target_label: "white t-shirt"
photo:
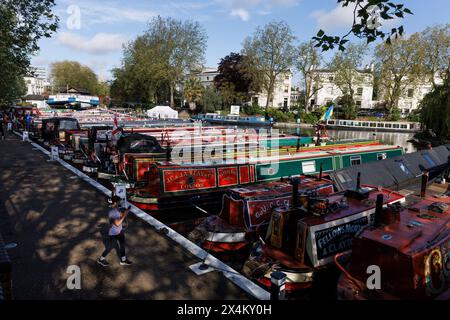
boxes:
[108,208,122,236]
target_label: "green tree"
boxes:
[421,25,450,87]
[200,86,223,113]
[295,41,322,113]
[313,1,412,51]
[110,16,207,107]
[0,0,58,107]
[214,52,259,105]
[242,21,296,112]
[329,43,368,118]
[420,72,450,138]
[374,33,425,116]
[183,77,203,111]
[50,61,100,94]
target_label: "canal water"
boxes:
[282,127,417,153]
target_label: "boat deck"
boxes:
[361,194,450,254]
[0,133,250,299]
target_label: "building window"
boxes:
[377,153,387,161]
[206,77,209,81]
[356,100,362,107]
[350,156,361,166]
[328,76,334,82]
[407,89,414,98]
[356,87,363,96]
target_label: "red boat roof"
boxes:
[227,177,332,199]
[358,195,450,255]
[301,186,406,226]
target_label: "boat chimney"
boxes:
[296,137,300,152]
[318,163,323,181]
[291,177,300,208]
[374,194,384,227]
[166,142,171,161]
[356,172,361,190]
[420,170,429,198]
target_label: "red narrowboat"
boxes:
[189,177,334,253]
[335,192,450,300]
[242,183,406,294]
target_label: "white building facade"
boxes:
[24,66,50,95]
[307,69,374,110]
[195,67,293,109]
[391,74,444,116]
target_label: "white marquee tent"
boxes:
[146,105,178,119]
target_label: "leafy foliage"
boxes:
[199,86,223,113]
[183,77,203,110]
[110,16,207,106]
[214,52,258,105]
[242,21,296,110]
[0,0,58,106]
[312,0,413,51]
[420,73,450,138]
[50,61,101,95]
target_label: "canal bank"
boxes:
[0,133,250,299]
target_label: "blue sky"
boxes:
[32,0,450,83]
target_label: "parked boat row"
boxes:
[21,107,449,299]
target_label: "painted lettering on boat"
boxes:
[163,168,216,192]
[314,216,372,260]
[218,167,238,187]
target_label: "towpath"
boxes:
[0,133,249,299]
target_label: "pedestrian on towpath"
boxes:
[97,196,132,266]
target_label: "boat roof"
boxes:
[330,145,450,191]
[227,177,332,199]
[358,194,450,255]
[156,141,402,167]
[301,186,406,226]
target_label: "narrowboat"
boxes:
[188,176,335,253]
[40,117,81,143]
[335,186,450,300]
[129,141,403,214]
[242,178,406,294]
[326,119,421,133]
[192,113,274,127]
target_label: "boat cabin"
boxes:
[41,117,81,142]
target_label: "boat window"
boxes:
[422,154,436,167]
[341,121,347,126]
[362,122,368,127]
[385,123,392,128]
[59,120,79,130]
[393,124,399,128]
[302,161,316,174]
[377,153,387,161]
[370,123,377,127]
[328,120,335,125]
[377,123,384,128]
[400,124,407,129]
[354,121,361,127]
[350,156,361,166]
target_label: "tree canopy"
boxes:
[0,0,58,107]
[50,61,101,95]
[110,16,207,107]
[242,21,296,110]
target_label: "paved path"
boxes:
[0,134,249,299]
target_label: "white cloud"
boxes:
[215,0,298,21]
[58,32,127,55]
[231,8,250,21]
[311,3,401,33]
[311,5,355,31]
